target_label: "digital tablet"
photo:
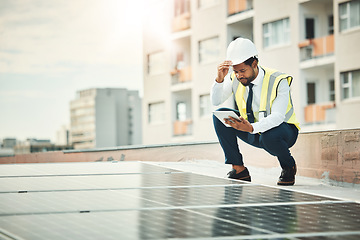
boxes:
[213,111,241,127]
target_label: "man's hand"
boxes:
[224,116,254,133]
[216,60,233,83]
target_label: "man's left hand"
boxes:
[224,116,254,133]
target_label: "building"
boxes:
[13,138,73,155]
[0,138,16,157]
[56,125,71,146]
[142,0,360,144]
[70,88,142,149]
[2,138,17,149]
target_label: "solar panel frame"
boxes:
[0,161,359,240]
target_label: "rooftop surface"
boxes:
[155,160,360,203]
[1,160,360,239]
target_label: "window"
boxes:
[307,82,316,104]
[339,0,360,32]
[328,15,334,35]
[176,102,187,121]
[199,94,212,117]
[148,102,165,124]
[341,69,360,100]
[329,79,335,101]
[199,36,220,64]
[263,18,290,48]
[74,107,94,116]
[305,18,315,39]
[198,0,219,9]
[175,0,190,16]
[147,51,166,75]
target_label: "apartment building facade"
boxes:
[70,88,142,149]
[142,0,360,144]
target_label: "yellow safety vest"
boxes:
[231,66,300,130]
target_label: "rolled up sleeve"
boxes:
[211,74,233,106]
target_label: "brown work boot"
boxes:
[277,165,297,186]
[227,167,251,182]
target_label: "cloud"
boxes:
[0,0,144,141]
[0,89,54,100]
[0,0,143,74]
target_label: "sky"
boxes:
[0,0,145,143]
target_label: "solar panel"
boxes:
[0,161,180,177]
[0,161,359,239]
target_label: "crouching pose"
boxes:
[211,38,300,185]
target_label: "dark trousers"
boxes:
[213,108,298,169]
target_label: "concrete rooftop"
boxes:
[1,128,360,239]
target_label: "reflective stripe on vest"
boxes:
[231,66,300,130]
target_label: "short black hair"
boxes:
[243,56,258,66]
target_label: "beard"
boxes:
[237,69,256,86]
[238,77,253,86]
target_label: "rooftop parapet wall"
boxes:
[1,129,359,185]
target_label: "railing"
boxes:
[304,102,336,124]
[171,66,192,85]
[173,120,192,136]
[299,35,334,61]
[228,0,252,15]
[172,12,191,32]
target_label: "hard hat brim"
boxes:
[226,38,258,66]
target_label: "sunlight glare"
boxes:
[143,0,171,48]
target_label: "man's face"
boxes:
[232,61,258,86]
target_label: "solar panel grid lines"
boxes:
[0,227,24,240]
[0,161,360,239]
[168,231,360,240]
[0,161,181,177]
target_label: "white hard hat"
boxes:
[226,38,258,66]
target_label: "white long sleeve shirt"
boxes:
[211,66,290,134]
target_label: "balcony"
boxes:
[171,66,192,85]
[228,0,253,16]
[299,35,334,61]
[172,0,191,33]
[173,119,192,136]
[304,102,336,124]
[172,12,191,32]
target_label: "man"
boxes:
[211,37,300,186]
